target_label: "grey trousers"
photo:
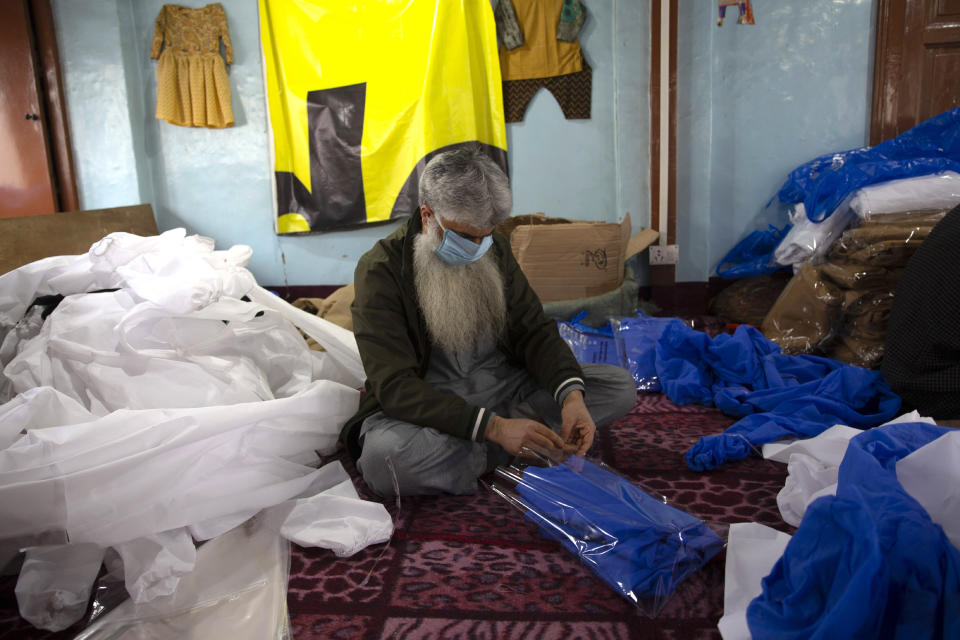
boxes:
[355,363,636,496]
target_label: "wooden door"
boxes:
[872,0,960,144]
[0,0,58,218]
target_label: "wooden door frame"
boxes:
[25,0,78,212]
[870,0,904,145]
[650,0,678,288]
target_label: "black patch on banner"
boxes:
[275,82,368,231]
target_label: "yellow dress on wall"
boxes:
[151,3,234,128]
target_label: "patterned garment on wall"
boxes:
[497,0,592,122]
[503,60,592,123]
[151,3,234,128]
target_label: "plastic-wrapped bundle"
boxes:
[773,202,857,268]
[827,214,944,266]
[761,264,843,355]
[829,290,895,369]
[848,171,960,220]
[818,262,899,291]
[488,450,724,616]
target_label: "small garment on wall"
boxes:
[717,1,755,27]
[497,0,592,123]
[259,0,508,234]
[151,3,234,128]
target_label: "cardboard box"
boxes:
[497,213,659,303]
[0,204,158,275]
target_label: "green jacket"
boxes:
[340,214,584,461]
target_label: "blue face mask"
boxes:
[433,218,493,266]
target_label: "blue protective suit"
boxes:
[650,322,901,471]
[747,422,960,639]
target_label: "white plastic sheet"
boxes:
[774,203,856,267]
[0,381,359,547]
[15,543,105,632]
[260,460,393,556]
[849,171,960,220]
[777,453,839,527]
[75,517,291,640]
[761,423,863,465]
[762,412,935,527]
[113,529,197,604]
[0,229,392,630]
[897,430,960,551]
[717,523,792,640]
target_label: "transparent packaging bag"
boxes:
[486,447,726,617]
[609,314,681,391]
[556,319,618,366]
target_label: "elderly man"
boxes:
[341,148,637,496]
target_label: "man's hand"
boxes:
[485,415,568,456]
[560,390,596,456]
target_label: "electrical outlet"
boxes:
[649,244,679,265]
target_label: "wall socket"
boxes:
[649,244,679,265]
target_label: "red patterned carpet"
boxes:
[0,394,791,640]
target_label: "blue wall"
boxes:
[52,0,650,286]
[676,0,876,281]
[52,0,876,286]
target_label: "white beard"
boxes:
[413,227,506,354]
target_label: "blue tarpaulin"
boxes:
[648,321,900,471]
[747,422,960,639]
[778,106,960,222]
[513,458,724,605]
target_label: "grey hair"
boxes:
[418,148,512,228]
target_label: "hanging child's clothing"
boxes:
[151,3,234,128]
[496,0,591,123]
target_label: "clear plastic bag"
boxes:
[486,447,726,617]
[556,319,618,365]
[609,314,679,391]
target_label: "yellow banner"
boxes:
[259,0,508,233]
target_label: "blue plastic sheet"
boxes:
[503,458,723,610]
[778,106,960,222]
[610,314,677,391]
[650,322,901,470]
[715,224,791,279]
[747,422,960,639]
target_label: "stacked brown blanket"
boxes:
[762,211,946,368]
